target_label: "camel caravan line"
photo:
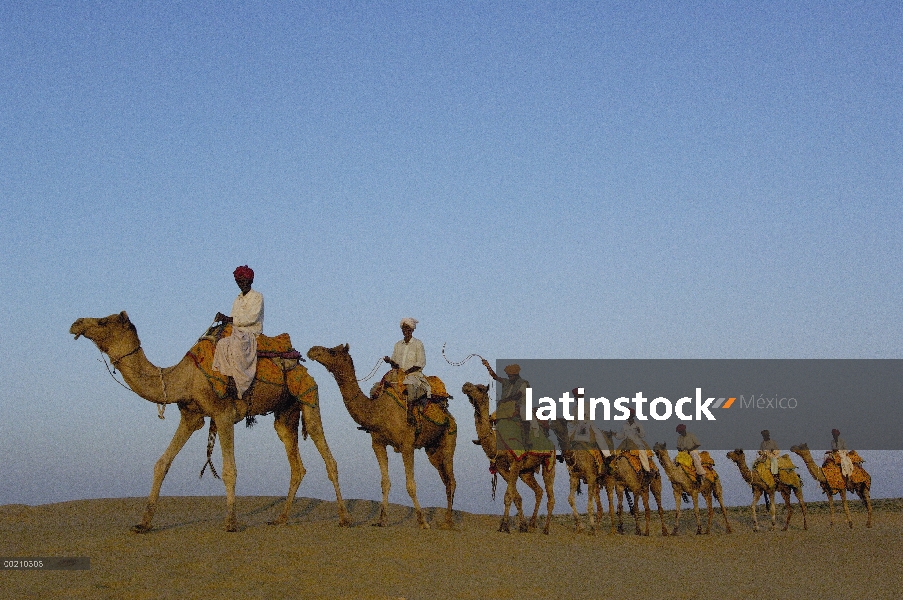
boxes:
[71,313,874,534]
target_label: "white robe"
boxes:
[389,337,431,398]
[213,289,264,398]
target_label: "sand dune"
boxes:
[1,496,901,599]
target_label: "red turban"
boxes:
[233,265,254,281]
[676,424,686,433]
[832,429,840,436]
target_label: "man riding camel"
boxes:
[212,265,264,402]
[830,428,855,477]
[676,424,706,484]
[615,409,651,471]
[384,318,431,424]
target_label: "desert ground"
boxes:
[1,495,900,599]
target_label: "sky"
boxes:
[1,2,901,514]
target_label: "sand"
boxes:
[1,496,900,599]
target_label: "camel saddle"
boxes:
[187,327,315,404]
[822,451,870,488]
[675,450,717,483]
[623,449,658,474]
[754,454,801,488]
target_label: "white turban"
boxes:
[400,318,418,330]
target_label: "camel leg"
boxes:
[586,474,597,535]
[269,408,306,526]
[372,440,391,527]
[691,491,702,535]
[134,409,205,533]
[540,461,555,535]
[840,487,852,529]
[605,479,617,534]
[860,487,873,528]
[780,488,792,531]
[567,474,583,533]
[714,483,732,533]
[769,490,779,531]
[500,472,521,533]
[702,491,713,534]
[214,413,238,532]
[649,475,667,536]
[425,442,456,530]
[641,490,651,536]
[519,471,543,531]
[827,490,836,527]
[750,488,761,532]
[670,485,682,535]
[301,404,351,527]
[795,487,807,530]
[401,447,429,529]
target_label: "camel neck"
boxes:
[113,348,182,405]
[471,397,495,459]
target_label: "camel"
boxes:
[652,443,732,535]
[560,439,617,536]
[606,439,668,536]
[307,344,456,529]
[726,449,808,531]
[462,382,555,534]
[70,312,350,532]
[790,443,872,528]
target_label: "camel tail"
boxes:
[576,480,583,496]
[764,491,771,510]
[491,471,498,502]
[199,419,221,480]
[625,489,635,513]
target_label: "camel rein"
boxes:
[356,358,383,382]
[99,346,168,420]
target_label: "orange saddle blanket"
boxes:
[187,327,316,404]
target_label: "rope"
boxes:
[441,343,487,367]
[158,368,167,420]
[442,343,495,396]
[98,349,167,420]
[356,358,383,382]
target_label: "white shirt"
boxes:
[391,337,426,372]
[230,289,264,335]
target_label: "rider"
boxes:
[384,318,430,424]
[212,265,264,401]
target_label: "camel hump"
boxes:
[257,333,293,354]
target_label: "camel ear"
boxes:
[342,343,349,352]
[119,311,129,322]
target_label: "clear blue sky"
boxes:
[1,2,900,512]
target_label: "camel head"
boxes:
[790,443,809,453]
[461,382,489,407]
[306,344,351,374]
[653,441,667,452]
[70,311,139,355]
[726,449,745,463]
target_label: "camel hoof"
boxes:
[131,524,152,534]
[338,516,353,527]
[672,527,679,536]
[499,522,511,533]
[371,521,387,527]
[849,522,853,529]
[267,516,288,526]
[419,522,431,530]
[518,522,529,533]
[542,525,550,535]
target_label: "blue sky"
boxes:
[1,2,900,512]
